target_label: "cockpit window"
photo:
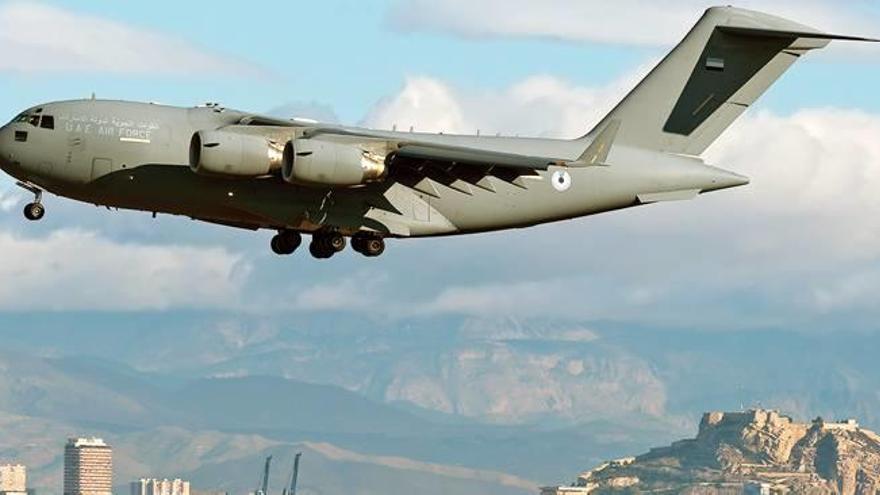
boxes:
[10,111,49,128]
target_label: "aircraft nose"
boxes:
[0,124,11,170]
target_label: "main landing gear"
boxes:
[309,231,347,259]
[351,232,385,258]
[269,230,386,259]
[16,181,45,221]
[270,230,302,256]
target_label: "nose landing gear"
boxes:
[23,202,45,221]
[16,181,44,221]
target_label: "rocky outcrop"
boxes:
[552,410,880,495]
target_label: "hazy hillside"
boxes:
[2,314,878,428]
[0,348,669,492]
[2,315,879,493]
[565,410,880,494]
[170,376,433,435]
[0,414,536,495]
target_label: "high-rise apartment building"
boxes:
[63,438,112,495]
[130,479,190,495]
[0,465,27,495]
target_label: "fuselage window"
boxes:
[27,115,40,127]
[40,115,55,130]
[14,131,28,142]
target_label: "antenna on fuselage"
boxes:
[90,92,96,100]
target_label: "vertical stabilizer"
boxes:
[582,7,875,156]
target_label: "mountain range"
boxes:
[1,313,879,493]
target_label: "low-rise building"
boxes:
[131,479,190,495]
[540,486,593,495]
[744,481,773,495]
[0,465,26,495]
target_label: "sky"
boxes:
[2,0,880,331]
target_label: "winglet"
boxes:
[572,119,620,166]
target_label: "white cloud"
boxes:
[366,77,469,135]
[387,0,879,47]
[361,74,880,326]
[0,1,253,75]
[363,70,648,138]
[0,186,21,213]
[0,229,250,310]
[416,280,569,317]
[291,272,389,312]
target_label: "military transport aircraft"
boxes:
[0,7,874,259]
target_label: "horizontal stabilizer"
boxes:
[717,26,880,42]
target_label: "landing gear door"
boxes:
[91,157,112,181]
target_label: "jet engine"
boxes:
[282,139,387,187]
[189,128,284,177]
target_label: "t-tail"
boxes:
[582,6,877,157]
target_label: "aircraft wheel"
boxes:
[351,236,366,254]
[23,202,45,221]
[363,238,385,257]
[326,232,347,253]
[352,233,385,257]
[271,231,302,256]
[309,239,335,259]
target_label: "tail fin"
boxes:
[583,6,876,156]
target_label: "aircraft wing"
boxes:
[236,116,559,167]
[301,127,562,170]
[392,142,559,171]
[291,127,575,195]
[234,120,600,195]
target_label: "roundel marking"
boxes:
[551,170,572,192]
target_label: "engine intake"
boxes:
[190,128,284,177]
[282,139,387,187]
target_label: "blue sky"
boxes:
[0,0,649,122]
[2,0,880,330]
[1,0,879,123]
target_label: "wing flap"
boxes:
[394,143,557,171]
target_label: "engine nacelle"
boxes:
[282,139,386,187]
[190,128,284,177]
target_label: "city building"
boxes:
[131,479,190,495]
[539,487,592,495]
[744,481,774,495]
[0,465,27,495]
[63,438,112,495]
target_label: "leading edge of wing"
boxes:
[303,127,563,171]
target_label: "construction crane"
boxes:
[255,455,272,495]
[282,453,302,495]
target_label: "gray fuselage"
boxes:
[0,99,747,239]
